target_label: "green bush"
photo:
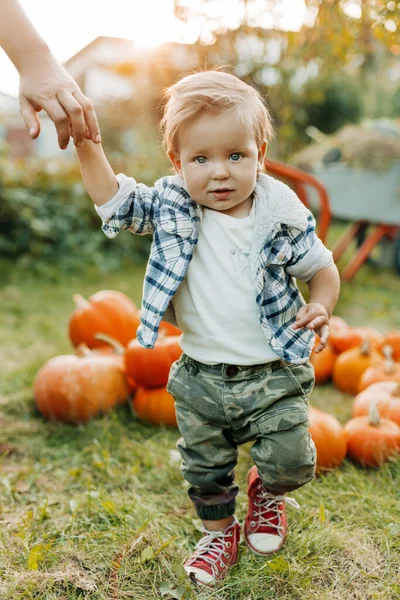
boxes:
[0,149,169,272]
[299,75,363,135]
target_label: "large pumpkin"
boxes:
[357,345,400,393]
[352,381,400,427]
[332,340,382,395]
[75,339,137,394]
[68,290,141,349]
[125,334,182,388]
[344,402,400,467]
[133,386,177,426]
[308,406,347,472]
[310,337,337,384]
[34,353,130,424]
[329,325,383,355]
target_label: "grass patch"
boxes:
[1,241,400,599]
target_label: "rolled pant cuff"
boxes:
[194,500,236,521]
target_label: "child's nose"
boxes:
[212,162,230,179]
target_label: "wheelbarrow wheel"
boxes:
[394,233,400,275]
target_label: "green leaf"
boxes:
[27,545,45,570]
[266,555,290,572]
[102,500,117,514]
[385,523,400,537]
[159,581,184,599]
[141,546,154,562]
[319,503,326,525]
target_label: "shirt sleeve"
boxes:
[95,173,160,238]
[285,213,334,282]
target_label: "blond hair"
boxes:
[160,70,274,154]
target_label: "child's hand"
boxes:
[293,302,330,353]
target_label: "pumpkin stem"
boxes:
[75,343,93,357]
[368,401,381,427]
[392,382,400,398]
[360,339,371,356]
[382,344,396,374]
[73,293,90,308]
[94,333,125,355]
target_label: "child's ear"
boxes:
[168,151,182,175]
[258,142,267,169]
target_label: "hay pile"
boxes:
[291,121,400,172]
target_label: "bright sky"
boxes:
[0,0,308,97]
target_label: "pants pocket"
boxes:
[283,362,315,398]
[166,356,186,395]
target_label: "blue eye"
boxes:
[230,153,242,161]
[195,156,208,164]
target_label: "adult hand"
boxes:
[18,52,101,150]
[293,302,330,353]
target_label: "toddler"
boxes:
[74,71,340,587]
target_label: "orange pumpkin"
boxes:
[358,345,400,393]
[329,325,383,355]
[125,333,182,388]
[308,406,347,472]
[159,321,182,336]
[332,340,383,395]
[352,381,400,427]
[68,290,141,349]
[75,339,138,394]
[310,337,337,384]
[34,352,130,424]
[378,331,400,362]
[329,315,348,339]
[344,402,400,467]
[133,386,177,426]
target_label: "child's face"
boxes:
[169,109,266,217]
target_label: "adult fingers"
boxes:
[19,96,41,139]
[39,97,70,149]
[57,90,86,147]
[71,89,101,143]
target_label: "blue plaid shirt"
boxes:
[96,172,333,364]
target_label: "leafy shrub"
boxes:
[0,149,169,272]
[299,75,363,135]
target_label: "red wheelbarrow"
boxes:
[265,160,400,280]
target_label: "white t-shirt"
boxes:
[172,203,281,365]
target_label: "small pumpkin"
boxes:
[329,325,383,355]
[310,337,337,384]
[68,290,141,349]
[332,340,383,395]
[344,402,400,467]
[329,315,348,339]
[308,406,347,472]
[34,352,130,424]
[378,331,400,362]
[358,345,400,393]
[125,333,182,388]
[352,381,400,427]
[133,386,177,426]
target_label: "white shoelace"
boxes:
[251,488,300,534]
[187,528,233,577]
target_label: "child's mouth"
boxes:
[211,189,233,200]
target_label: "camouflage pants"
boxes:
[167,354,316,521]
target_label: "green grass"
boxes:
[1,239,400,600]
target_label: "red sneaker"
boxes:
[244,466,300,556]
[184,517,240,586]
